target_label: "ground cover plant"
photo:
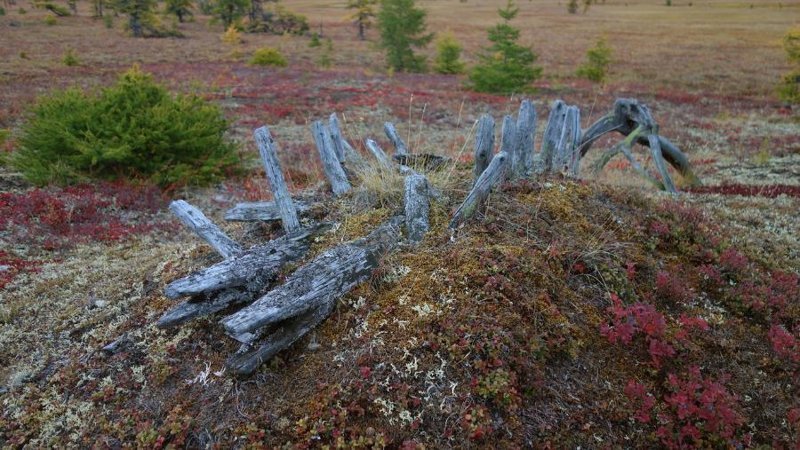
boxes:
[0,0,799,447]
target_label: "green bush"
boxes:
[0,7,5,15]
[12,66,239,187]
[576,38,612,82]
[433,33,465,74]
[249,47,288,67]
[469,0,541,94]
[44,15,57,25]
[62,49,79,66]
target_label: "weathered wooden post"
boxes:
[224,200,311,222]
[500,116,518,180]
[254,126,300,233]
[515,100,537,177]
[450,151,509,229]
[169,200,242,258]
[312,121,351,196]
[404,173,430,244]
[365,139,394,169]
[473,114,495,183]
[540,100,567,173]
[383,122,409,156]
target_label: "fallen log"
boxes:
[157,288,251,328]
[404,173,430,244]
[221,217,403,337]
[312,121,352,196]
[169,200,242,259]
[224,200,312,222]
[473,114,495,182]
[226,299,335,375]
[163,225,326,299]
[450,151,510,229]
[254,126,300,233]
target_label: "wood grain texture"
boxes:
[169,200,242,258]
[254,126,300,232]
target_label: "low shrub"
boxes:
[778,28,800,104]
[249,47,288,67]
[12,65,239,187]
[62,49,79,66]
[576,38,612,82]
[44,15,57,25]
[433,33,465,74]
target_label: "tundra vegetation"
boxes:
[0,0,799,448]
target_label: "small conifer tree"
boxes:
[433,33,465,74]
[377,0,433,72]
[469,0,541,93]
[213,0,248,29]
[576,38,612,82]
[165,0,192,22]
[347,0,376,40]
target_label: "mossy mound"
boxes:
[1,179,798,447]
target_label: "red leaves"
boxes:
[600,294,676,368]
[0,182,166,250]
[768,324,800,364]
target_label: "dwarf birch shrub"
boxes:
[13,66,238,187]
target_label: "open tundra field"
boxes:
[1,0,800,447]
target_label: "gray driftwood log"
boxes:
[254,126,300,233]
[551,105,582,176]
[226,299,335,375]
[224,200,312,222]
[384,122,409,156]
[577,98,697,192]
[473,114,495,182]
[221,217,403,338]
[163,225,326,300]
[169,200,242,259]
[404,173,430,244]
[450,151,509,229]
[365,139,393,169]
[312,121,352,196]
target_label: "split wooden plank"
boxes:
[404,173,430,244]
[220,217,403,337]
[384,122,409,156]
[311,120,351,196]
[473,114,495,182]
[169,200,242,259]
[226,299,335,375]
[450,151,510,229]
[329,113,369,173]
[224,200,312,222]
[163,225,325,299]
[365,139,393,169]
[254,126,300,233]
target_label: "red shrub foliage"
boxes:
[600,293,676,367]
[686,184,800,198]
[655,269,693,304]
[768,324,800,364]
[658,367,747,449]
[0,182,167,250]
